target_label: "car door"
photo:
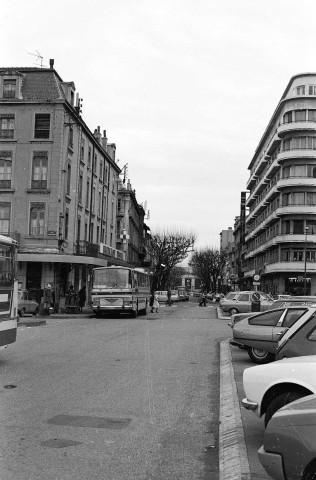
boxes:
[235,293,251,312]
[244,309,286,352]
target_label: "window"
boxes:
[0,203,10,234]
[306,192,316,205]
[99,160,103,180]
[283,166,290,178]
[78,173,83,204]
[282,249,291,261]
[0,115,14,139]
[293,220,304,234]
[283,111,292,124]
[66,164,71,195]
[292,192,305,205]
[88,147,91,168]
[86,179,90,208]
[65,209,69,240]
[34,114,50,139]
[0,152,12,188]
[32,154,48,189]
[249,310,284,326]
[29,203,45,236]
[97,191,101,217]
[93,154,97,172]
[307,325,316,341]
[69,126,73,149]
[92,183,96,213]
[80,139,85,162]
[309,85,316,95]
[293,250,303,261]
[307,221,316,234]
[295,110,306,122]
[3,79,16,98]
[282,309,306,328]
[296,85,305,95]
[309,110,316,121]
[237,294,250,302]
[306,250,316,262]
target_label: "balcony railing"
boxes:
[74,240,125,261]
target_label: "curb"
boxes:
[219,339,251,480]
[18,318,46,327]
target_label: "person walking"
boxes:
[199,292,207,307]
[150,293,154,313]
[78,285,86,313]
[167,289,172,306]
[153,292,159,313]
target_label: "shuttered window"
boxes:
[34,114,50,139]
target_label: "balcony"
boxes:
[277,177,316,189]
[278,120,316,137]
[265,261,316,274]
[278,148,316,163]
[74,241,126,261]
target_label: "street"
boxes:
[0,301,229,480]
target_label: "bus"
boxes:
[90,266,151,317]
[0,234,18,350]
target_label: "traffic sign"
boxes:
[252,292,261,301]
[253,281,260,286]
[253,274,261,282]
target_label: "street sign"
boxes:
[253,281,260,286]
[252,292,261,301]
[253,274,261,282]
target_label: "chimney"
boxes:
[49,59,54,69]
[93,127,102,144]
[102,130,108,150]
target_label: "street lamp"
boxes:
[304,226,309,295]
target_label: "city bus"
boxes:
[0,234,18,350]
[90,266,151,317]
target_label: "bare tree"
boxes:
[189,248,227,293]
[149,230,196,292]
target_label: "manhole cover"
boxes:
[47,415,131,429]
[41,438,81,448]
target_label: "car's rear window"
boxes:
[282,309,307,328]
[249,309,284,326]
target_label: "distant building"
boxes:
[245,73,316,296]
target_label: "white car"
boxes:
[242,355,316,427]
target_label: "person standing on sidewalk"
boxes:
[78,286,86,313]
[153,292,159,313]
[167,289,172,306]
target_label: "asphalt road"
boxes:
[1,301,231,480]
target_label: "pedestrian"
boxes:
[78,285,86,313]
[153,292,159,313]
[150,293,154,312]
[167,289,172,306]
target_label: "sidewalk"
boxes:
[18,306,92,327]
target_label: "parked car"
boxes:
[229,296,316,329]
[230,306,313,363]
[170,290,180,302]
[241,355,316,428]
[18,289,39,317]
[276,307,316,360]
[178,289,189,301]
[258,394,316,480]
[154,291,168,303]
[219,291,274,315]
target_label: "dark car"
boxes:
[276,307,316,360]
[230,306,312,364]
[258,394,316,480]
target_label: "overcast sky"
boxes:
[2,0,316,249]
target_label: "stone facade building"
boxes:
[0,61,126,306]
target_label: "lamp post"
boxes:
[304,226,309,295]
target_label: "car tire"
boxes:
[303,460,316,480]
[229,307,239,315]
[264,391,305,428]
[247,347,275,365]
[19,308,25,317]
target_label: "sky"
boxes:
[2,0,316,249]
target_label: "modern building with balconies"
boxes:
[0,61,126,306]
[245,73,316,296]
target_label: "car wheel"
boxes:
[229,307,239,315]
[247,347,275,365]
[32,307,39,316]
[19,308,25,317]
[303,460,316,480]
[264,391,305,428]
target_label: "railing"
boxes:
[74,240,125,261]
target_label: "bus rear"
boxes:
[0,235,18,350]
[91,266,150,318]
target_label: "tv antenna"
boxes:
[27,51,47,68]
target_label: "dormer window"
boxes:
[3,79,16,98]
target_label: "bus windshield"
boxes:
[0,245,15,287]
[93,268,132,289]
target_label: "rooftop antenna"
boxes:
[27,50,47,68]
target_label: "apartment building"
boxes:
[245,73,316,296]
[0,61,124,305]
[116,180,149,266]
